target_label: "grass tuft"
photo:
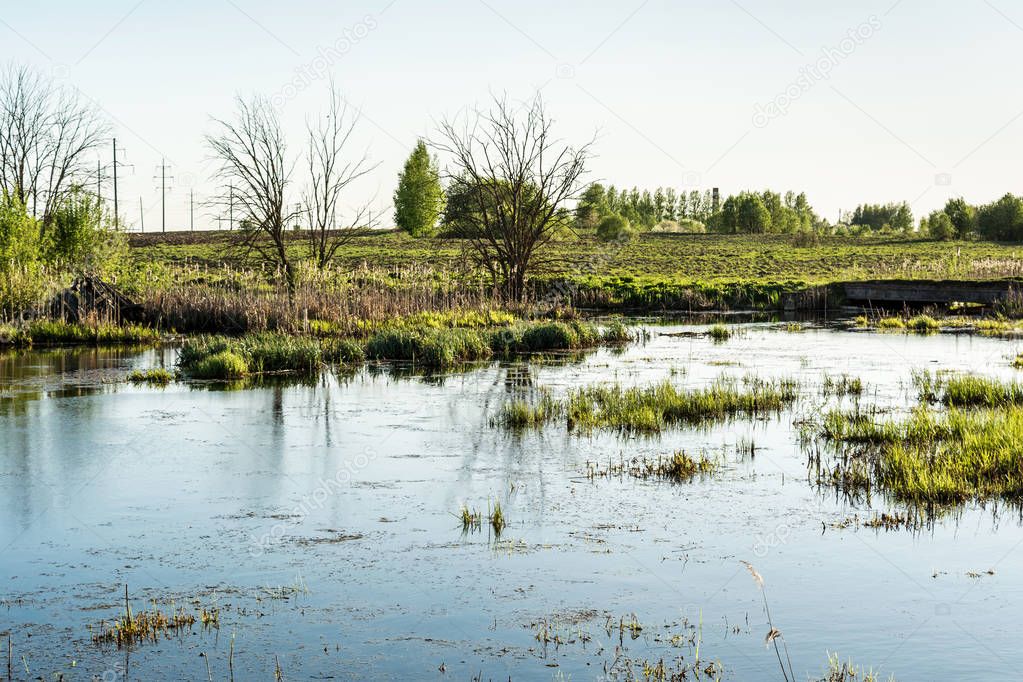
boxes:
[127,368,173,385]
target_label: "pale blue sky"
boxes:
[3,0,1021,229]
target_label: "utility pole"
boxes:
[113,139,119,230]
[96,158,102,204]
[229,183,234,230]
[139,196,144,233]
[189,190,194,231]
[153,159,173,233]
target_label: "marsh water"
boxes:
[2,322,1022,681]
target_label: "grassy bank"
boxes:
[0,319,161,347]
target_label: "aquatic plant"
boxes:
[496,390,562,428]
[1014,354,1023,370]
[13,320,160,346]
[489,502,506,535]
[941,375,1023,408]
[320,337,365,364]
[876,317,905,330]
[126,368,173,385]
[815,405,1023,504]
[707,323,732,342]
[821,373,864,398]
[906,314,940,333]
[192,351,249,380]
[563,377,799,434]
[818,652,896,682]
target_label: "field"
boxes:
[129,229,1023,285]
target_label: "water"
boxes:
[1,323,1022,681]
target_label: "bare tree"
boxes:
[432,94,593,301]
[303,85,378,269]
[0,63,108,223]
[207,95,300,289]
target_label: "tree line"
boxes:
[4,59,1023,309]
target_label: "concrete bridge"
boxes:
[842,280,1020,307]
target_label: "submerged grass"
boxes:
[590,451,720,482]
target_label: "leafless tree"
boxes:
[303,85,378,269]
[207,95,300,289]
[432,94,593,301]
[0,63,108,223]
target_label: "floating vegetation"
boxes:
[813,405,1023,504]
[91,608,197,647]
[588,452,720,483]
[1015,354,1023,369]
[126,368,173,385]
[192,350,249,380]
[707,323,732,342]
[821,373,864,398]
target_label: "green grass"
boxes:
[129,230,1023,288]
[941,375,1023,408]
[497,376,799,434]
[708,323,732,342]
[179,334,319,377]
[0,320,161,346]
[495,391,562,428]
[192,350,249,380]
[320,337,365,364]
[1014,354,1023,369]
[365,319,626,369]
[127,368,173,385]
[821,373,864,398]
[906,315,940,333]
[639,451,719,481]
[876,317,906,330]
[816,405,1023,504]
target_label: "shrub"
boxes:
[923,210,955,241]
[977,194,1023,241]
[596,214,635,243]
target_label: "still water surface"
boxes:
[1,323,1022,680]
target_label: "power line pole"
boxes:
[189,190,194,231]
[229,183,234,231]
[153,159,173,233]
[139,196,144,233]
[96,158,102,204]
[113,139,119,230]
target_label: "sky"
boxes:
[2,0,1022,230]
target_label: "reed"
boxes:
[707,323,732,342]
